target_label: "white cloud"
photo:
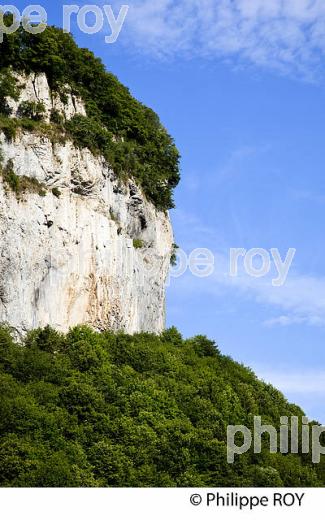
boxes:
[256,368,325,395]
[224,266,325,327]
[171,248,325,328]
[229,268,325,313]
[112,0,325,78]
[264,315,325,327]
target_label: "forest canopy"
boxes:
[0,325,324,487]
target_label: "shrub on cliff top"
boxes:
[0,68,20,116]
[17,101,46,121]
[0,20,180,211]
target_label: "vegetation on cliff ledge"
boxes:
[0,21,180,211]
[0,325,324,487]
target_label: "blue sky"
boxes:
[12,0,325,422]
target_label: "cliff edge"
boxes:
[0,71,174,336]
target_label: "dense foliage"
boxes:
[0,22,180,210]
[0,325,324,487]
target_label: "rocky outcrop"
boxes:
[0,74,173,336]
[7,72,87,122]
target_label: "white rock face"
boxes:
[0,74,173,336]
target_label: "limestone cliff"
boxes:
[0,73,173,336]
